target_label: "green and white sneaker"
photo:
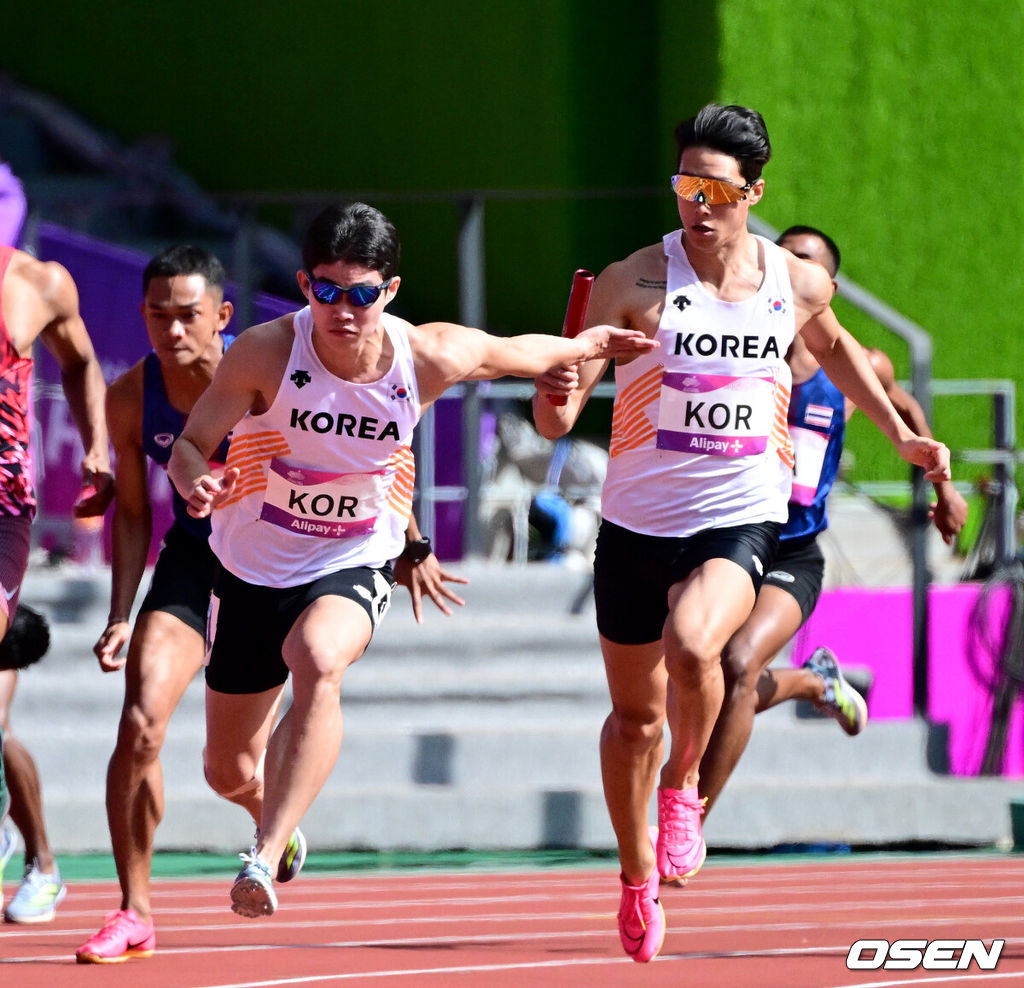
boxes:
[803,646,868,737]
[4,862,66,924]
[276,827,307,884]
[254,826,307,884]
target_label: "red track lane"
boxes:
[2,855,1024,987]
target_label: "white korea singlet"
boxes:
[600,232,796,538]
[211,307,420,587]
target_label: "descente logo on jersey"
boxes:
[672,333,781,359]
[289,408,400,441]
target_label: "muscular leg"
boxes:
[201,679,282,831]
[205,594,369,870]
[105,611,204,921]
[699,586,804,815]
[755,665,825,712]
[257,596,370,868]
[599,637,666,885]
[658,558,758,796]
[0,669,57,874]
[203,683,283,824]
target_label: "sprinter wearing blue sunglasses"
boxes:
[167,201,657,923]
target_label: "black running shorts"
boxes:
[593,518,781,646]
[139,523,218,636]
[760,533,826,625]
[205,563,395,695]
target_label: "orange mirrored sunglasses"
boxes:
[670,173,751,205]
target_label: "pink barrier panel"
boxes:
[791,584,1021,777]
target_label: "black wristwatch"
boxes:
[401,537,432,565]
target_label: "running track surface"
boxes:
[3,854,1024,987]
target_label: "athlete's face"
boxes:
[676,147,763,250]
[778,233,838,295]
[298,260,399,348]
[141,274,231,367]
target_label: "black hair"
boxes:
[674,104,772,183]
[0,604,50,671]
[142,244,227,296]
[776,224,842,277]
[302,203,400,280]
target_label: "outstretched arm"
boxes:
[412,318,656,408]
[168,333,265,517]
[457,323,655,382]
[800,309,950,481]
[864,348,968,544]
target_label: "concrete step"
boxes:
[708,776,1015,847]
[5,560,1020,857]
[11,701,952,794]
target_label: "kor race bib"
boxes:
[656,371,773,456]
[259,457,386,538]
[789,426,829,505]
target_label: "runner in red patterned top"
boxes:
[0,243,112,926]
[0,246,36,517]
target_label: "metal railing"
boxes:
[416,205,1017,719]
[21,160,1020,717]
[9,73,1017,720]
[749,215,943,713]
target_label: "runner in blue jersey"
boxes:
[697,226,969,817]
[77,245,237,962]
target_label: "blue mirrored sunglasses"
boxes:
[307,274,393,307]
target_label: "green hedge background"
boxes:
[2,0,1020,492]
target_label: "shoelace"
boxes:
[809,660,843,707]
[92,910,139,945]
[661,792,706,840]
[16,866,58,896]
[618,882,649,933]
[238,849,272,879]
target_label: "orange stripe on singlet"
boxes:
[609,366,661,458]
[770,381,795,468]
[386,446,416,516]
[218,430,291,507]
